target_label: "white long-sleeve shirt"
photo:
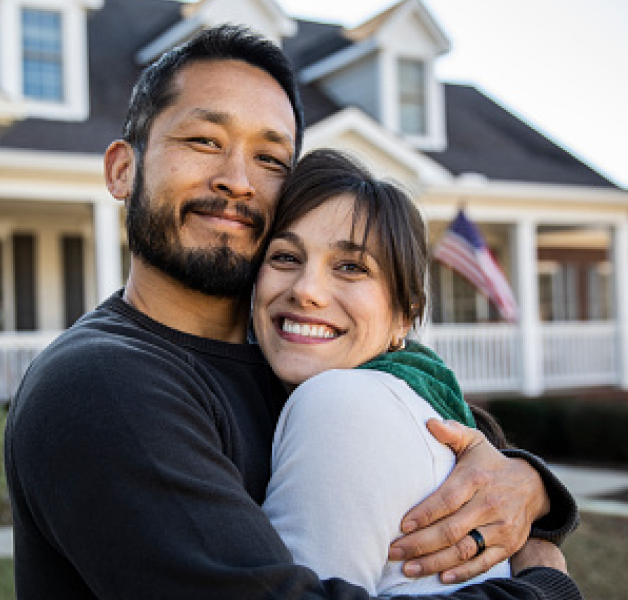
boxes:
[263,369,511,597]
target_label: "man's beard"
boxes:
[126,165,267,298]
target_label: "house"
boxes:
[0,0,627,400]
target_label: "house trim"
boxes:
[303,106,452,186]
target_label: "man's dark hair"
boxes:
[122,24,304,161]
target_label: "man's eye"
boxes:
[187,137,219,148]
[258,154,289,171]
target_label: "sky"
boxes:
[182,0,628,189]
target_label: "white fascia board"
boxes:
[427,179,628,206]
[374,0,450,55]
[261,0,297,37]
[304,106,452,184]
[0,148,103,176]
[300,39,378,84]
[136,17,203,65]
[81,0,104,9]
[137,0,296,65]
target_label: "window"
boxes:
[62,236,85,327]
[13,233,37,331]
[398,58,427,136]
[430,263,497,324]
[21,8,64,102]
[538,262,578,321]
[0,241,4,331]
[587,261,611,320]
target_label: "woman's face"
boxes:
[253,194,408,388]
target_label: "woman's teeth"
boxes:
[282,318,338,339]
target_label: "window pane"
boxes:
[398,59,427,135]
[62,236,85,328]
[21,8,64,102]
[13,234,37,331]
[0,241,4,331]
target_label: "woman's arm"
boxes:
[262,369,509,596]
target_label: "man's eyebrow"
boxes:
[261,128,294,148]
[189,108,230,125]
[187,110,294,147]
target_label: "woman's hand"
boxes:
[511,538,568,574]
[389,419,550,584]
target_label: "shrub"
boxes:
[486,397,628,467]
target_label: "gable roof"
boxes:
[425,85,615,188]
[0,1,618,190]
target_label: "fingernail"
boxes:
[401,519,417,533]
[405,563,423,577]
[442,572,456,584]
[389,547,405,561]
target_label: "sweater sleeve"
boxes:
[502,449,580,545]
[7,340,582,600]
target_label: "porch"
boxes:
[1,322,626,402]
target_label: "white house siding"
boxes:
[319,53,381,123]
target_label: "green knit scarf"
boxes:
[357,341,476,428]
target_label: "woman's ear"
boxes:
[104,140,136,202]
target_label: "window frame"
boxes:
[0,0,93,121]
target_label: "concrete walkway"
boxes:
[0,464,626,559]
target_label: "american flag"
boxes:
[433,209,518,322]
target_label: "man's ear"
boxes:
[104,140,136,202]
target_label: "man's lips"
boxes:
[273,314,344,343]
[190,209,255,228]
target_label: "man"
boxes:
[5,26,579,600]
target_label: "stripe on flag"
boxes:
[433,210,518,321]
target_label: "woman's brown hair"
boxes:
[270,149,428,325]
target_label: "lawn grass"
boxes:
[0,511,624,600]
[0,560,14,600]
[562,511,628,600]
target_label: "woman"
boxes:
[253,149,571,596]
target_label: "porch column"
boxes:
[94,199,123,302]
[515,219,543,396]
[612,219,628,389]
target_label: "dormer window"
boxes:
[22,8,64,102]
[398,58,427,136]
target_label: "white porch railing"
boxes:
[0,331,61,402]
[541,321,619,388]
[424,320,621,394]
[423,324,520,393]
[0,322,623,400]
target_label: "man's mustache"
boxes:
[180,198,266,237]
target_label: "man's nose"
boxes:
[211,151,255,200]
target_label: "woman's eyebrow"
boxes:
[272,231,305,252]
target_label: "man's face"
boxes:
[126,59,296,296]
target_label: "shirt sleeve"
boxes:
[263,369,455,595]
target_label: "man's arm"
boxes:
[389,420,578,584]
[7,342,580,600]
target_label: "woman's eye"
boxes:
[338,262,368,275]
[269,252,299,265]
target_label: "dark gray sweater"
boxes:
[5,292,582,600]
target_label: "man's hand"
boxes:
[511,538,568,575]
[389,419,551,584]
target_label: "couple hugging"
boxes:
[6,25,580,600]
